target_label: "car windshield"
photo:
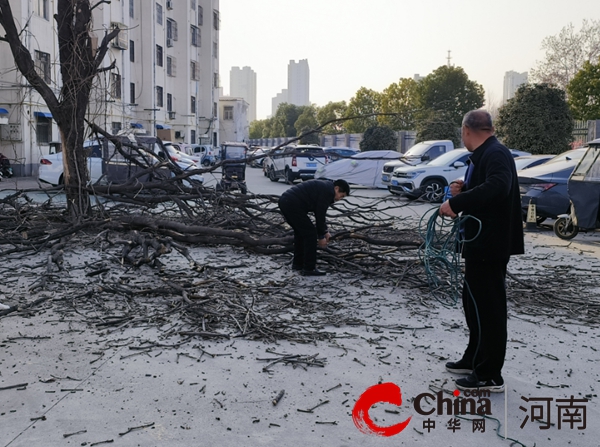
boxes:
[424,150,468,167]
[403,142,433,157]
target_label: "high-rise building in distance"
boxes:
[287,59,310,107]
[503,71,528,103]
[230,66,257,122]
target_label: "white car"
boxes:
[39,139,203,186]
[161,142,202,166]
[389,149,471,202]
[39,140,103,185]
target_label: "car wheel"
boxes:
[553,216,579,240]
[202,159,211,167]
[422,180,446,203]
[285,169,295,185]
[268,167,279,182]
[536,216,546,225]
[58,174,64,186]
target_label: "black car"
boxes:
[323,147,360,162]
[519,149,587,222]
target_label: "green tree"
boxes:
[379,78,419,130]
[496,84,573,154]
[294,106,320,144]
[416,110,461,146]
[530,19,600,91]
[344,87,382,133]
[249,119,266,139]
[316,101,348,134]
[272,103,305,137]
[359,126,398,152]
[416,65,485,128]
[567,58,600,120]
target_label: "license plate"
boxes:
[382,174,390,182]
[391,180,398,186]
[306,163,317,168]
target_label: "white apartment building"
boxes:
[503,71,528,104]
[219,96,249,143]
[0,0,220,177]
[230,66,256,123]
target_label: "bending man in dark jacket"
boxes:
[439,110,524,392]
[278,179,350,276]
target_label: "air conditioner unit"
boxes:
[166,0,173,10]
[166,38,173,48]
[110,23,128,50]
[168,111,176,120]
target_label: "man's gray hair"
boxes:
[462,110,493,132]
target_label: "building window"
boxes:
[213,41,217,57]
[191,0,196,10]
[213,102,217,119]
[198,6,203,25]
[190,60,199,80]
[224,106,233,120]
[34,0,49,20]
[156,45,163,67]
[129,0,134,18]
[190,130,196,144]
[167,19,178,44]
[213,10,219,30]
[34,50,51,83]
[213,72,218,88]
[130,82,136,104]
[129,40,135,62]
[111,73,122,99]
[156,3,163,25]
[191,96,196,114]
[191,25,200,47]
[36,116,52,144]
[156,86,163,108]
[167,93,173,112]
[167,56,176,76]
[112,122,122,135]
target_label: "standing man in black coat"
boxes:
[278,179,350,276]
[439,110,524,392]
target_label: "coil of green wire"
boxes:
[418,207,481,307]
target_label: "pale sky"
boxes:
[219,0,598,120]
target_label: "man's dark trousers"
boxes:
[278,197,317,270]
[461,257,509,381]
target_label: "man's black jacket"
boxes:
[448,136,525,260]
[278,180,335,238]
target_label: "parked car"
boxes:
[519,148,587,222]
[248,146,269,168]
[389,149,471,202]
[323,147,360,162]
[508,149,532,158]
[39,137,203,186]
[162,142,203,166]
[381,140,456,187]
[39,139,103,186]
[178,144,216,166]
[513,154,554,171]
[263,145,328,184]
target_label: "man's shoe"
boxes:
[291,264,303,271]
[455,375,505,393]
[301,269,326,276]
[445,359,473,375]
